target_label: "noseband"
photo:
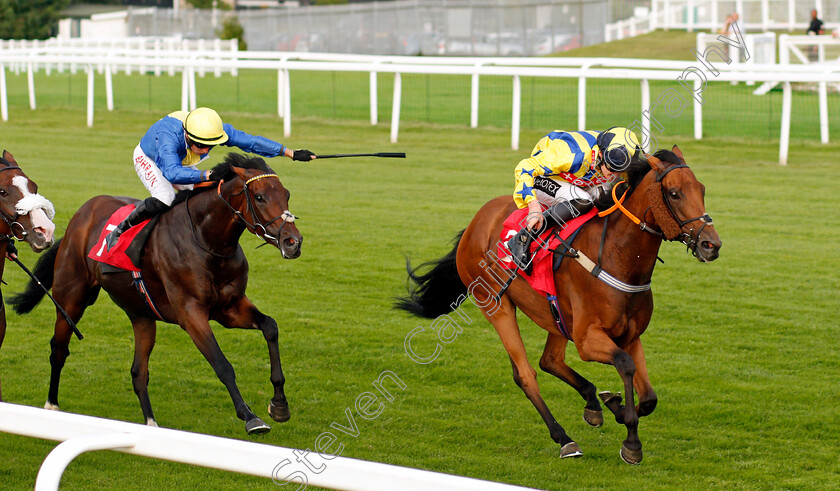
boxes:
[0,165,29,241]
[217,174,298,248]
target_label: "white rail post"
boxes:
[511,75,521,151]
[578,66,588,131]
[761,0,769,31]
[470,63,481,128]
[664,0,671,31]
[27,60,36,110]
[819,81,829,143]
[641,79,651,153]
[694,79,703,140]
[35,433,137,491]
[189,66,197,110]
[181,67,189,112]
[788,0,795,31]
[0,63,7,122]
[687,0,694,33]
[105,61,114,112]
[370,61,379,125]
[214,39,222,78]
[277,66,286,118]
[230,39,238,77]
[390,72,402,143]
[711,0,718,34]
[283,66,291,138]
[86,64,94,128]
[779,81,791,165]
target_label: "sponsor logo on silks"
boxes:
[557,171,611,188]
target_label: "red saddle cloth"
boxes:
[497,207,598,297]
[88,204,153,272]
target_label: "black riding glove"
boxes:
[292,149,315,162]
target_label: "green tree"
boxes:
[187,0,231,10]
[0,0,70,39]
[217,16,246,51]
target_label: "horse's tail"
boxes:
[394,230,467,319]
[9,238,62,314]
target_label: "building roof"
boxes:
[61,4,127,19]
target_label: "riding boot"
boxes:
[104,198,165,251]
[508,198,594,274]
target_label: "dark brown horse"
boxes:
[0,150,57,401]
[396,147,721,464]
[9,153,302,434]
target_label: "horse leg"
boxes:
[576,326,642,465]
[538,333,603,427]
[180,313,269,435]
[129,316,158,426]
[487,307,581,458]
[627,339,657,417]
[46,283,91,411]
[215,296,290,423]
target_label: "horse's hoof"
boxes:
[583,408,603,427]
[598,391,621,405]
[146,419,159,427]
[268,401,290,423]
[246,417,271,435]
[620,443,643,465]
[44,401,60,411]
[560,442,583,458]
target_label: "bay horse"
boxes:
[9,153,302,434]
[396,147,721,464]
[0,150,57,401]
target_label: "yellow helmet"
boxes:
[595,126,642,172]
[183,107,229,145]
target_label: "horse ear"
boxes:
[2,150,15,164]
[671,145,686,164]
[646,154,666,174]
[230,166,249,180]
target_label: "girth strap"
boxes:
[131,271,165,321]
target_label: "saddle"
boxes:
[88,204,161,272]
[497,207,598,297]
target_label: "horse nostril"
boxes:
[284,237,297,248]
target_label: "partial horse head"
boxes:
[212,153,302,259]
[0,150,56,252]
[639,146,721,263]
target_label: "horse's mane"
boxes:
[625,149,683,190]
[170,153,274,207]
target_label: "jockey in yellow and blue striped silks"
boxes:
[508,127,643,274]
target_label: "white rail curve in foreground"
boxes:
[0,402,536,491]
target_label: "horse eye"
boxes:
[254,194,265,203]
[0,189,7,197]
[669,190,679,199]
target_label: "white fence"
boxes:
[0,402,535,490]
[0,46,837,165]
[607,0,838,41]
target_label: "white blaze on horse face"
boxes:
[12,175,56,242]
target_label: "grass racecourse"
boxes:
[1,32,840,490]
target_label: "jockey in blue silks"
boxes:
[105,107,316,250]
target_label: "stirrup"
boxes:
[104,229,122,251]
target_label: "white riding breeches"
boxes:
[133,144,195,206]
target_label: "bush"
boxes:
[217,17,247,51]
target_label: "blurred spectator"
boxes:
[807,9,825,35]
[719,12,743,36]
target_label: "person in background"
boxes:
[807,9,825,61]
[105,107,316,250]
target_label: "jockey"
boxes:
[105,107,316,250]
[508,126,643,274]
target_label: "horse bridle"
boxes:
[609,163,713,256]
[216,174,297,248]
[0,165,29,241]
[652,163,714,255]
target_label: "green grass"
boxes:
[0,105,838,490]
[555,30,699,60]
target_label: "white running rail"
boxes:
[0,402,537,491]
